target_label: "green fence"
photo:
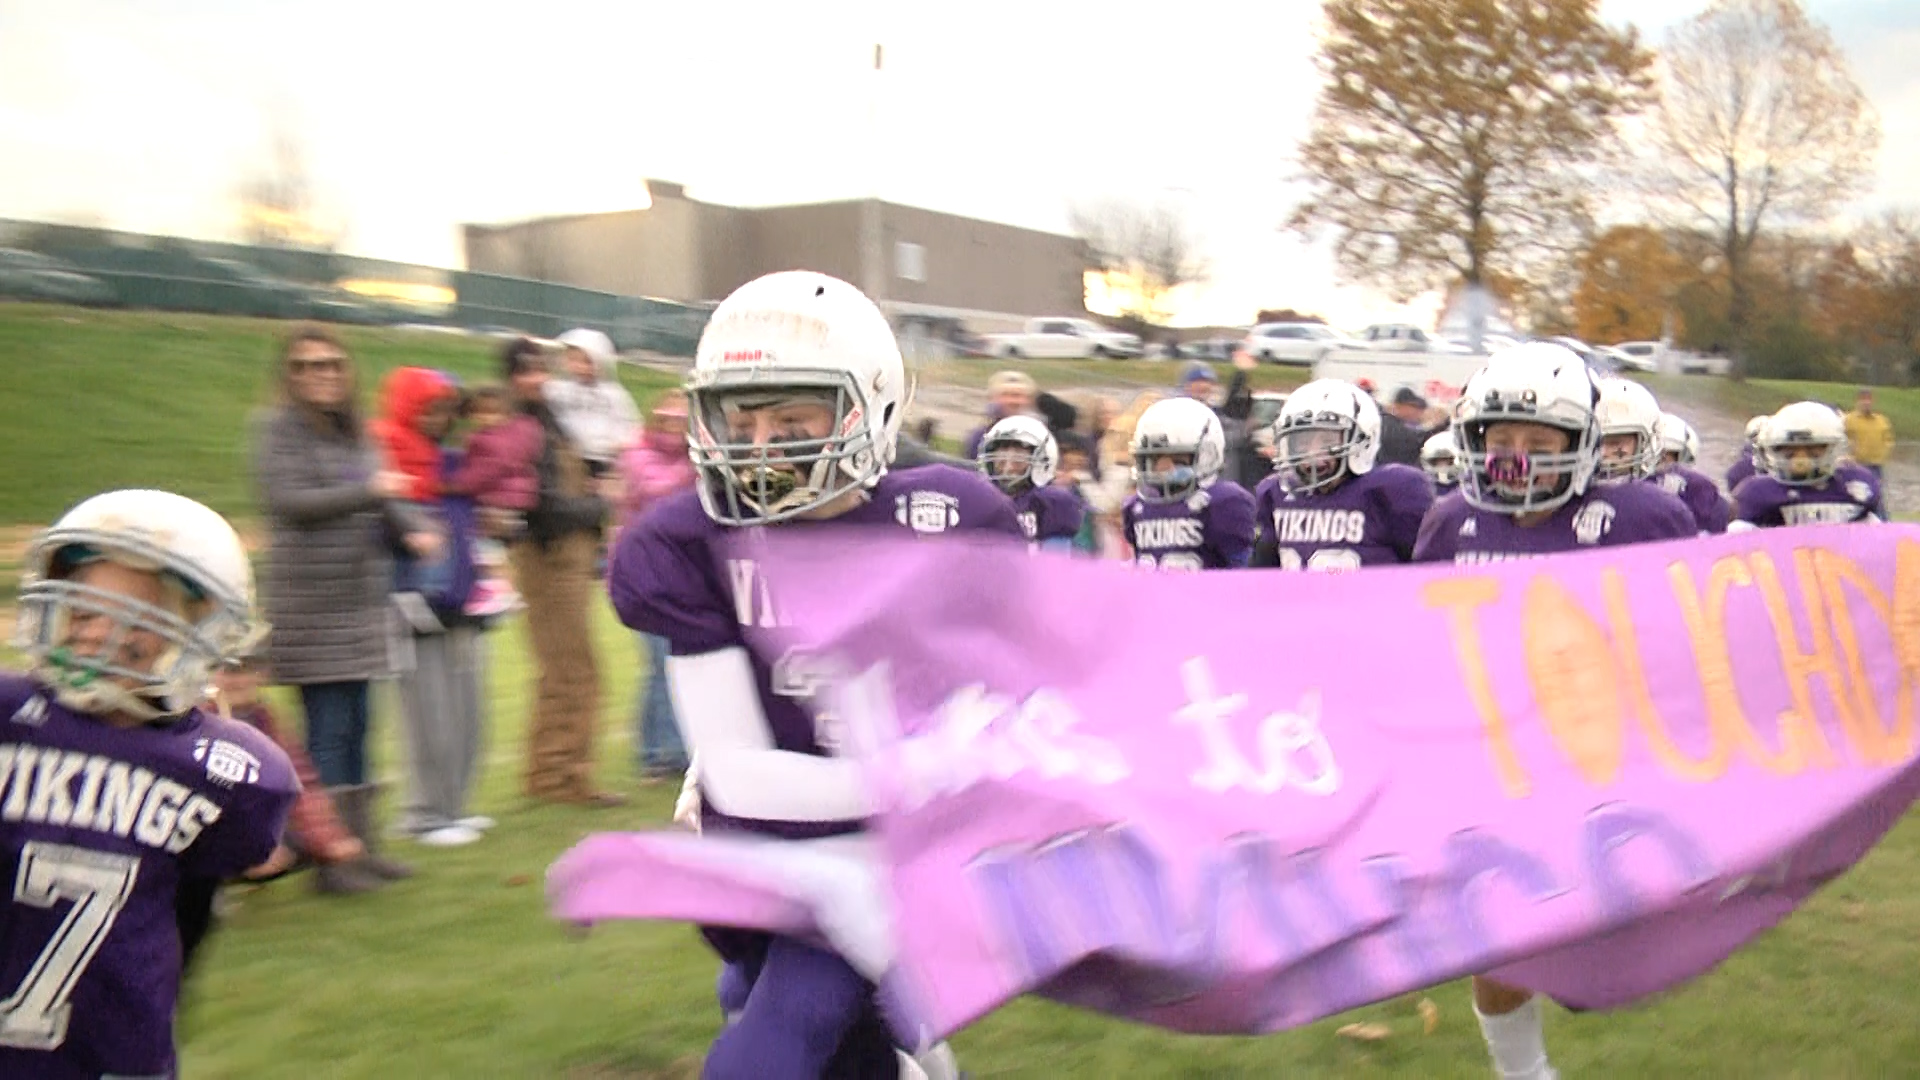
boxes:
[0,219,713,356]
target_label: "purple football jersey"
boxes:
[607,464,1023,839]
[1011,484,1086,547]
[1413,481,1698,565]
[0,674,295,1080]
[1253,464,1434,570]
[1123,481,1257,570]
[1653,465,1730,534]
[1732,462,1884,527]
[1725,450,1757,492]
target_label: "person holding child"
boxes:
[369,367,508,846]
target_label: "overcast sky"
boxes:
[2,0,1915,329]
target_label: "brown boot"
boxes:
[327,784,415,881]
[313,859,386,895]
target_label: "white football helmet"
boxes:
[1421,431,1460,486]
[15,490,261,721]
[1759,400,1846,485]
[1452,342,1602,515]
[1744,415,1769,448]
[1271,379,1382,495]
[977,414,1058,496]
[1655,411,1700,467]
[1593,378,1663,482]
[1130,396,1226,504]
[685,271,907,525]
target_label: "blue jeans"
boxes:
[301,680,372,787]
[636,633,687,772]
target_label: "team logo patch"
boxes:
[1572,501,1617,546]
[1847,481,1873,505]
[194,738,262,787]
[1458,517,1477,538]
[896,491,961,535]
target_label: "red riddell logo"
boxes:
[721,349,767,363]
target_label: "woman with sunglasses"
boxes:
[251,326,439,876]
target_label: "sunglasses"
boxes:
[290,356,347,374]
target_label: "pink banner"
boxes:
[551,525,1920,1041]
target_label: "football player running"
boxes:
[1730,400,1885,530]
[1250,379,1433,570]
[1651,411,1730,534]
[1725,415,1768,491]
[2,489,297,1080]
[976,413,1085,552]
[1412,346,1696,1077]
[1421,430,1461,497]
[1411,345,1694,1078]
[607,271,1020,1080]
[1122,396,1257,570]
[1591,377,1667,487]
[1417,346,1697,565]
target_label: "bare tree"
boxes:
[235,103,343,251]
[1645,0,1879,373]
[1287,0,1653,301]
[1068,199,1210,324]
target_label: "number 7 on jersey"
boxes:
[0,841,141,1050]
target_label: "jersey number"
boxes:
[1277,547,1362,573]
[0,842,141,1050]
[773,648,847,753]
[1136,552,1205,571]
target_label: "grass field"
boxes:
[7,303,1920,1076]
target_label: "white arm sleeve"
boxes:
[666,647,878,824]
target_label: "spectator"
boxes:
[618,388,697,781]
[1177,360,1256,486]
[1375,387,1433,468]
[1844,388,1894,479]
[252,327,437,854]
[962,370,1041,458]
[211,652,405,894]
[546,328,640,479]
[1053,430,1101,555]
[375,371,500,848]
[503,338,621,807]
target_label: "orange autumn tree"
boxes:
[1573,225,1690,344]
[1288,0,1653,300]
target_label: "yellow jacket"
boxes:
[1844,409,1895,465]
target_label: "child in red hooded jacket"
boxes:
[369,367,459,601]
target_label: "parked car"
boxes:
[194,257,311,319]
[1610,341,1663,372]
[0,248,117,307]
[982,317,1143,359]
[1598,344,1655,373]
[1244,322,1357,365]
[1178,337,1242,363]
[1357,323,1472,353]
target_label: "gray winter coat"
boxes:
[252,406,426,685]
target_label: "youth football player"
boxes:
[1413,344,1696,1080]
[1731,400,1885,529]
[1250,379,1433,569]
[1122,396,1257,570]
[1651,411,1730,534]
[976,413,1085,552]
[608,270,1021,1080]
[3,489,297,1080]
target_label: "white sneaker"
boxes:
[417,824,483,847]
[456,815,496,831]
